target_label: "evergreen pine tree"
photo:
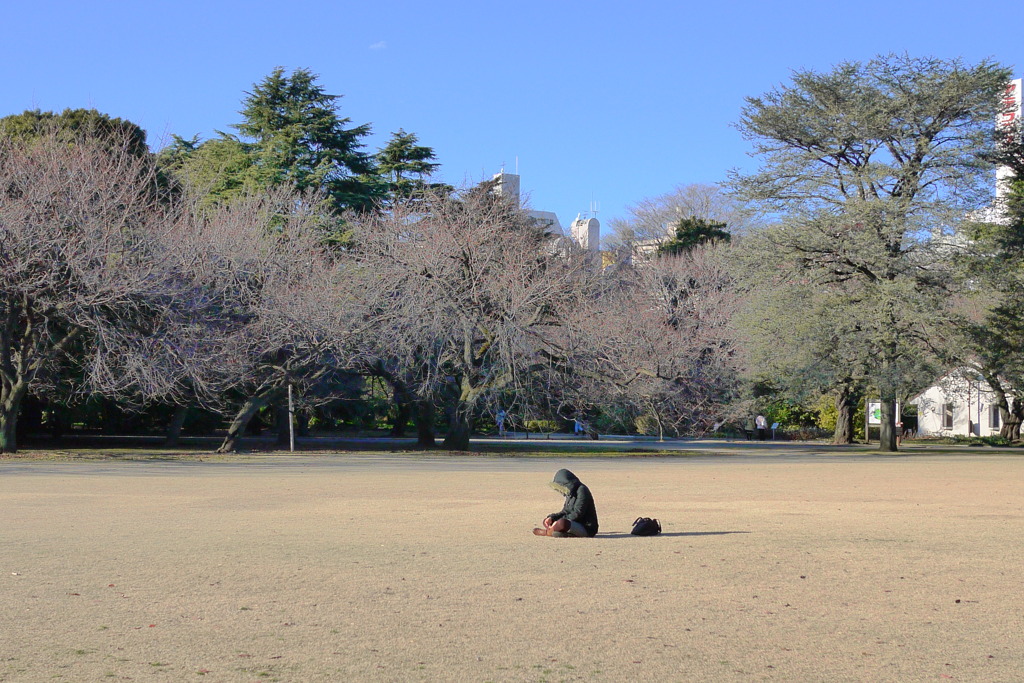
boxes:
[233,67,378,212]
[658,216,730,255]
[375,129,442,200]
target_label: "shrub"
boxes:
[760,398,819,430]
[813,395,837,432]
[523,419,558,434]
[634,414,661,436]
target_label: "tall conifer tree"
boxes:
[234,67,377,212]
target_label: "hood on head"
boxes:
[548,468,580,496]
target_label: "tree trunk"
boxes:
[0,383,28,454]
[274,403,290,448]
[390,400,412,437]
[980,371,1019,441]
[17,395,44,439]
[999,407,1012,439]
[164,405,190,447]
[442,397,475,451]
[878,398,898,452]
[1005,396,1023,441]
[832,385,855,445]
[443,408,472,450]
[0,408,18,454]
[100,399,123,436]
[48,404,69,440]
[295,411,309,437]
[217,387,285,453]
[375,369,425,441]
[0,411,16,454]
[415,400,436,447]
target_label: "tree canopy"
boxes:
[658,216,731,255]
[730,54,1012,450]
[0,108,150,157]
[159,67,379,215]
[157,134,260,205]
[607,182,756,251]
[374,129,445,200]
[234,67,377,212]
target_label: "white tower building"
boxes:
[492,172,520,205]
[996,78,1022,201]
[492,170,600,252]
[570,214,600,252]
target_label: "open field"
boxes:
[2,449,1022,681]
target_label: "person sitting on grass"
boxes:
[533,468,599,537]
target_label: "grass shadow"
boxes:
[595,531,751,539]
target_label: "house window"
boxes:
[989,405,1001,430]
[942,403,954,429]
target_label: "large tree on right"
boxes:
[730,54,1011,451]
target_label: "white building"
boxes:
[570,214,600,252]
[492,171,600,253]
[996,78,1022,199]
[910,368,1005,437]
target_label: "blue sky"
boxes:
[2,1,1020,231]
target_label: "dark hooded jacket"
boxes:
[548,468,599,537]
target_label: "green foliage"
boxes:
[852,400,866,440]
[733,55,1010,217]
[759,398,819,430]
[159,67,379,224]
[657,216,730,255]
[0,108,149,157]
[588,406,635,435]
[731,55,1009,450]
[157,135,260,205]
[929,434,1016,447]
[374,129,446,200]
[634,414,662,436]
[958,128,1024,401]
[234,67,377,212]
[813,395,838,432]
[523,419,559,433]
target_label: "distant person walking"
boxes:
[496,410,507,437]
[756,414,768,441]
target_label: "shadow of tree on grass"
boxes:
[595,531,751,539]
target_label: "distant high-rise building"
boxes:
[491,171,600,252]
[492,172,520,205]
[996,77,1022,201]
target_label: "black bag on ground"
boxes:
[631,517,661,536]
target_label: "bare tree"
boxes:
[607,183,760,252]
[554,244,743,437]
[349,183,599,450]
[0,131,175,453]
[159,188,366,453]
[77,183,368,453]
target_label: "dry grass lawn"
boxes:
[1,451,1022,682]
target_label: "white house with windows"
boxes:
[910,368,1005,437]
